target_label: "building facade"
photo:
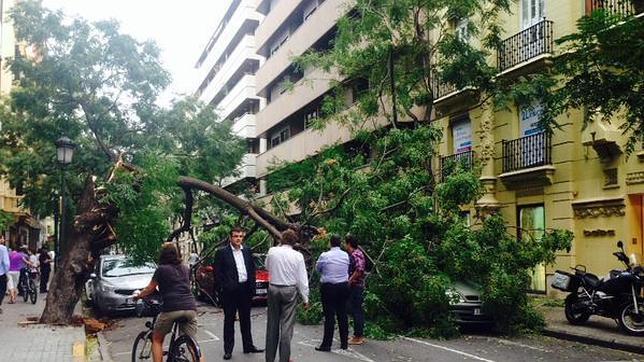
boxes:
[433,0,643,294]
[194,0,265,191]
[201,0,642,295]
[0,0,51,251]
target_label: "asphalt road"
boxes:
[100,304,641,362]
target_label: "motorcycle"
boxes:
[551,241,644,336]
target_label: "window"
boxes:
[303,0,318,22]
[455,18,470,42]
[270,126,291,148]
[269,30,289,58]
[451,114,472,154]
[521,0,545,29]
[604,168,618,188]
[518,204,546,292]
[304,108,319,129]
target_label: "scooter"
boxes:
[551,241,644,336]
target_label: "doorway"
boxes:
[518,204,546,292]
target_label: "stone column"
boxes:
[475,97,502,216]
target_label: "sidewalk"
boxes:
[540,305,644,355]
[0,294,86,361]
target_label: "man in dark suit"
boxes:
[214,226,264,360]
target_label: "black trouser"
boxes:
[348,285,365,337]
[40,266,50,292]
[320,282,350,349]
[0,274,7,306]
[222,282,254,354]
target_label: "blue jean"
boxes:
[348,286,365,337]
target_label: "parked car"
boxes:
[85,255,156,315]
[194,253,269,306]
[446,281,494,325]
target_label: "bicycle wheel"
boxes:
[169,335,201,362]
[132,331,153,362]
[29,279,37,304]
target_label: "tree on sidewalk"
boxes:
[0,1,246,323]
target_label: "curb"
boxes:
[96,331,114,362]
[542,328,644,355]
[73,340,86,361]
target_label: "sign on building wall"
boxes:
[520,101,544,136]
[452,117,472,153]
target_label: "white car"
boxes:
[85,255,156,315]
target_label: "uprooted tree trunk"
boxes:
[40,177,118,324]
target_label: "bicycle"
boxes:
[131,297,202,362]
[18,268,37,304]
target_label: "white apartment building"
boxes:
[254,0,357,195]
[194,0,265,190]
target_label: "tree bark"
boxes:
[40,178,100,324]
[177,176,284,240]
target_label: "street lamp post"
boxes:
[55,136,75,266]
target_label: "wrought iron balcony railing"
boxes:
[502,132,552,173]
[586,0,639,16]
[498,19,554,72]
[431,77,458,101]
[440,150,475,181]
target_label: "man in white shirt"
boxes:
[265,229,309,362]
[213,227,263,360]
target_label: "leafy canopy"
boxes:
[0,1,245,259]
[296,0,510,128]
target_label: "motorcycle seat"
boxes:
[582,273,601,289]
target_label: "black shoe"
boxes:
[243,346,264,353]
[315,346,331,352]
[223,353,232,360]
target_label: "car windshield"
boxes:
[102,259,156,278]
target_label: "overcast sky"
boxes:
[42,0,228,104]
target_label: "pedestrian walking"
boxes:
[265,229,310,362]
[7,246,30,303]
[345,234,367,345]
[213,226,263,360]
[0,236,10,314]
[39,247,52,293]
[315,234,350,352]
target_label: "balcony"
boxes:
[255,0,302,53]
[221,153,257,187]
[195,0,261,80]
[256,123,353,177]
[498,19,554,73]
[216,74,259,120]
[256,68,338,136]
[256,0,347,94]
[585,0,641,16]
[431,78,479,115]
[231,113,257,139]
[197,36,260,106]
[440,150,475,182]
[196,35,261,98]
[499,132,555,187]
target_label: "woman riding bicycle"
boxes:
[134,242,204,362]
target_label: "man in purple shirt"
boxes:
[315,234,350,352]
[8,246,29,303]
[346,234,366,345]
[0,236,10,313]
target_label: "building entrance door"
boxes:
[519,204,546,292]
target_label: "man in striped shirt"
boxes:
[346,234,366,345]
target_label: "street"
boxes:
[100,303,641,362]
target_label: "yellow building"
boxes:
[433,0,643,295]
[0,0,47,250]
